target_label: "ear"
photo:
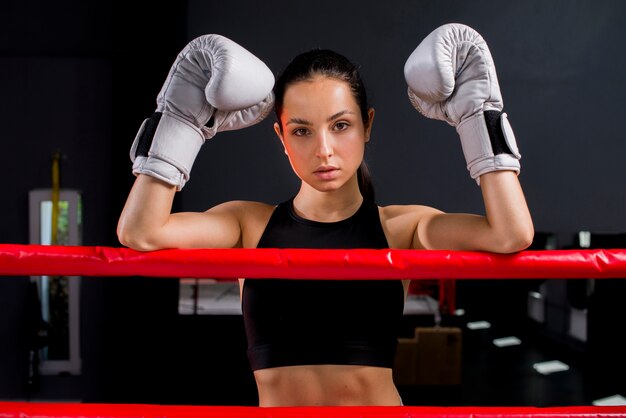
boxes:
[364,108,375,143]
[274,122,288,155]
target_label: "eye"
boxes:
[333,121,350,131]
[292,128,310,136]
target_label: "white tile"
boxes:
[533,360,570,375]
[467,320,491,330]
[493,336,522,347]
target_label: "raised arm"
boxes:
[117,34,274,251]
[404,24,533,253]
[415,171,533,253]
[118,175,249,251]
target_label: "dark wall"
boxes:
[1,1,113,245]
[1,0,113,399]
[184,0,626,236]
[0,0,187,402]
[1,0,625,405]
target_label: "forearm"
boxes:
[117,174,177,250]
[479,171,534,252]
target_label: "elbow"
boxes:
[497,225,535,254]
[117,224,160,252]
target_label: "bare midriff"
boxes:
[253,364,401,406]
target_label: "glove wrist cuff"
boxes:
[130,112,205,190]
[132,156,186,189]
[457,111,521,184]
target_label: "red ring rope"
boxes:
[0,402,624,417]
[1,244,625,279]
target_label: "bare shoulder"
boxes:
[205,200,276,248]
[378,204,443,249]
[379,204,442,219]
[206,200,274,216]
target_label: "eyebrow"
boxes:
[285,110,355,126]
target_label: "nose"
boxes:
[315,131,333,159]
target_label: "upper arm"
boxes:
[416,210,532,253]
[118,174,275,251]
[382,204,502,252]
[163,201,246,249]
[382,172,533,254]
[129,200,271,251]
[380,205,443,250]
[415,210,487,251]
[416,172,534,253]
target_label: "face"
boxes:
[274,75,374,194]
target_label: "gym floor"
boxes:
[397,279,624,407]
[399,316,587,406]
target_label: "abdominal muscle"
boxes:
[253,364,401,406]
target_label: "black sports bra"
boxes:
[242,198,404,371]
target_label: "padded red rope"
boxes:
[1,244,625,279]
[0,403,624,418]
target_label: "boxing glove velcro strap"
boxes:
[131,112,162,158]
[130,112,205,190]
[457,111,521,183]
[484,110,520,157]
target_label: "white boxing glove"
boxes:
[130,34,275,190]
[404,23,521,183]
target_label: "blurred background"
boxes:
[1,0,625,407]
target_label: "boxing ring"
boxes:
[1,244,626,417]
[1,403,625,418]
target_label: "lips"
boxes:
[314,166,339,180]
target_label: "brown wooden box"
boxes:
[393,327,462,385]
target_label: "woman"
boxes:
[118,24,533,406]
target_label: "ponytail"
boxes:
[357,160,375,203]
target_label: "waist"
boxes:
[254,364,401,406]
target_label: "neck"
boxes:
[293,177,363,223]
